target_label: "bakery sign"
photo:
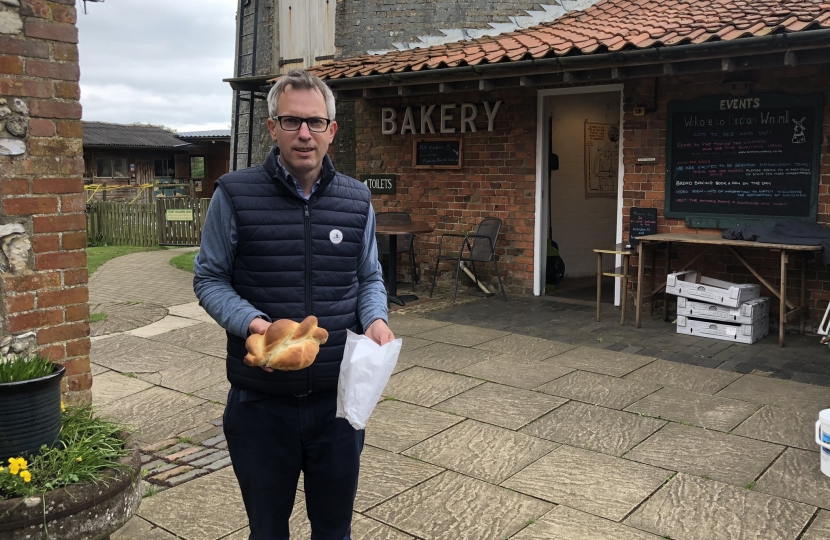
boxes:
[381,100,503,135]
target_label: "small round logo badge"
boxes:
[329,229,343,245]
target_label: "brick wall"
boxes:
[354,89,538,294]
[622,66,830,326]
[0,0,90,405]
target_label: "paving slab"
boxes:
[433,382,567,429]
[137,402,226,444]
[90,361,109,376]
[193,380,232,404]
[511,505,664,540]
[136,355,227,394]
[90,301,168,337]
[126,314,203,338]
[502,444,669,521]
[412,323,509,347]
[138,466,248,540]
[97,386,207,426]
[166,301,209,320]
[148,320,228,358]
[392,360,413,375]
[535,369,661,410]
[625,359,743,394]
[90,370,153,407]
[626,473,815,540]
[522,400,665,456]
[352,514,417,539]
[716,374,830,409]
[404,419,557,484]
[802,510,830,540]
[355,445,444,512]
[367,471,551,540]
[91,333,206,373]
[398,341,499,372]
[111,516,178,539]
[365,399,462,453]
[547,347,655,377]
[473,333,577,359]
[755,447,830,510]
[387,315,448,336]
[625,423,784,487]
[399,335,435,353]
[382,366,482,406]
[458,354,574,389]
[732,404,818,451]
[625,387,761,432]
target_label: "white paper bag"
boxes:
[336,330,402,430]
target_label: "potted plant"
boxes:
[0,354,65,459]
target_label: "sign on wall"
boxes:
[666,93,823,224]
[629,207,658,245]
[165,209,193,222]
[361,174,397,194]
[413,139,462,169]
[381,101,503,135]
[584,122,619,198]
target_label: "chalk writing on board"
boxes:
[413,139,462,168]
[666,94,820,219]
[630,207,658,245]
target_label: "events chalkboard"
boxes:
[629,207,658,245]
[413,139,463,169]
[666,94,822,222]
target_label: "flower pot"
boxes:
[0,365,65,459]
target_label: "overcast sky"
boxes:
[77,0,237,133]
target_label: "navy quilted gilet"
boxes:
[217,149,372,395]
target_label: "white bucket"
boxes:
[815,409,830,477]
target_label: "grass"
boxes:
[0,354,55,384]
[170,250,198,273]
[87,245,161,275]
[89,312,108,324]
[0,406,133,500]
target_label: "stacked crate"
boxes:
[666,271,769,344]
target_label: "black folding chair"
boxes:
[376,212,418,290]
[429,217,507,303]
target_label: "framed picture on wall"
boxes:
[584,121,619,198]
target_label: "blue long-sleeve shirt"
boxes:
[193,164,388,339]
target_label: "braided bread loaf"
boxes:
[244,316,329,371]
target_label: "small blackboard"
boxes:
[629,207,658,246]
[413,139,462,169]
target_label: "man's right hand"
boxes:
[248,317,274,372]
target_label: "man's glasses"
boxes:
[273,116,331,132]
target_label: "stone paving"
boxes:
[85,249,830,539]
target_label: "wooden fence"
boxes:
[87,198,210,247]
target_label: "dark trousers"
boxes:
[223,386,364,540]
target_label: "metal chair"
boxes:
[376,212,418,290]
[429,217,507,303]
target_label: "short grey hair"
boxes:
[267,69,336,120]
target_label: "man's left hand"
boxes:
[365,319,395,345]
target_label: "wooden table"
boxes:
[593,244,636,325]
[634,233,822,347]
[376,222,434,306]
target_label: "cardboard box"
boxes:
[677,315,769,344]
[677,297,769,325]
[666,271,760,308]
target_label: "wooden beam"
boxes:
[663,63,675,76]
[784,50,798,67]
[519,76,536,87]
[397,86,412,96]
[563,72,576,83]
[362,88,377,99]
[438,82,453,93]
[479,79,494,91]
[610,67,623,80]
[722,58,737,72]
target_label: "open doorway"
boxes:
[536,86,623,305]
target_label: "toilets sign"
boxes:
[381,101,503,135]
[361,174,397,194]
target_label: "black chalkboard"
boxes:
[666,94,822,224]
[629,207,658,245]
[413,139,462,169]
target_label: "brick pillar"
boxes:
[0,0,90,405]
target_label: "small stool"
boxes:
[593,244,636,325]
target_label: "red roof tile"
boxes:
[307,0,830,81]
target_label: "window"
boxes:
[95,158,127,178]
[154,159,175,177]
[190,156,205,178]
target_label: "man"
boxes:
[194,68,394,539]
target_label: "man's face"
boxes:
[267,85,337,178]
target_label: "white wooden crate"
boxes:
[677,297,769,325]
[677,315,769,344]
[666,270,760,308]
